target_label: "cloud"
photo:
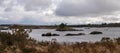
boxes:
[0,0,58,25]
[55,0,120,16]
[17,0,52,11]
[0,0,120,25]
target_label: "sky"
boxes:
[0,0,120,25]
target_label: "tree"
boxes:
[56,23,68,31]
[59,23,67,28]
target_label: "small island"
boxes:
[65,33,85,36]
[42,32,59,36]
[90,31,103,34]
[56,23,83,31]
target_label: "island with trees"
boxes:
[56,23,83,31]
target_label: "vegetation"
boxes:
[0,26,39,53]
[115,37,120,45]
[0,26,120,53]
[2,23,120,30]
[65,33,85,36]
[56,23,80,31]
[42,32,59,36]
[90,31,103,34]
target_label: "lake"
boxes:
[27,27,120,43]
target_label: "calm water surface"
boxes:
[28,27,120,42]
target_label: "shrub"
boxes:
[115,37,120,45]
[22,47,36,53]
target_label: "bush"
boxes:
[0,25,32,51]
[115,37,120,45]
[101,37,112,42]
[22,47,36,53]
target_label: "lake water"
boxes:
[28,27,120,43]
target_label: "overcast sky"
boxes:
[0,0,120,25]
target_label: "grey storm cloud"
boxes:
[55,0,120,16]
[17,0,52,11]
[0,0,4,3]
[3,0,52,12]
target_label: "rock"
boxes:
[42,33,59,36]
[65,33,85,36]
[90,31,103,34]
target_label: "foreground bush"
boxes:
[115,37,120,45]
